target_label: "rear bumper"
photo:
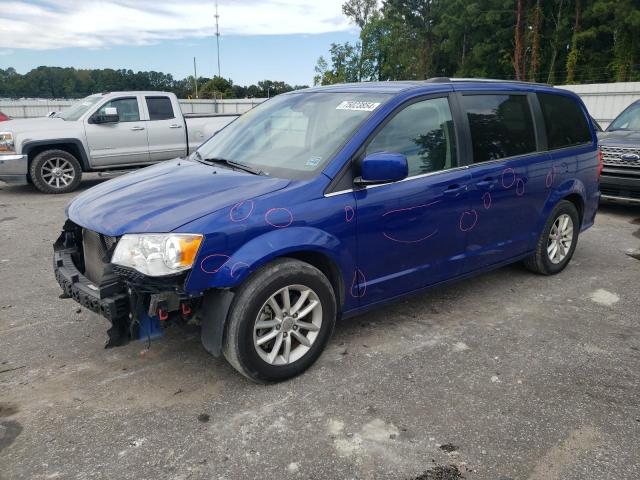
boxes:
[0,154,28,185]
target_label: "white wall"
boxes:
[4,83,640,128]
[0,98,266,119]
[557,82,640,129]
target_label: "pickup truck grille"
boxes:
[601,145,640,168]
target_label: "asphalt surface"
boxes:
[1,175,639,480]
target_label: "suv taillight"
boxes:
[597,147,603,179]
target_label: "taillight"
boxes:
[597,147,603,179]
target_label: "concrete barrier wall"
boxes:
[3,82,640,128]
[556,82,640,129]
[0,98,266,119]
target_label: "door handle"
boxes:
[442,184,467,196]
[475,177,496,190]
[169,124,183,129]
[130,126,145,131]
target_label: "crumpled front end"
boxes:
[53,220,201,347]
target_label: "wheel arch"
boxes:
[23,139,90,171]
[537,179,587,237]
[280,250,345,311]
[187,226,350,310]
[562,192,584,227]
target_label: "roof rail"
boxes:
[424,77,451,83]
[450,77,552,87]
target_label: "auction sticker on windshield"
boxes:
[336,101,381,111]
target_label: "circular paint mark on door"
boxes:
[459,210,478,232]
[350,269,367,298]
[482,192,492,210]
[344,205,355,223]
[501,168,516,188]
[265,208,293,228]
[516,178,525,196]
[545,167,555,188]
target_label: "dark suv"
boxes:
[598,100,640,204]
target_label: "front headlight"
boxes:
[112,233,203,277]
[0,132,15,154]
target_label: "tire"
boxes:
[222,258,337,383]
[29,149,82,194]
[524,200,580,275]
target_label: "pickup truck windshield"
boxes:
[608,102,640,131]
[55,95,103,121]
[195,91,390,179]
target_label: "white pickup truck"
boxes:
[0,91,238,193]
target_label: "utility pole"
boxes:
[193,57,198,98]
[215,0,221,78]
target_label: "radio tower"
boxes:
[215,0,221,78]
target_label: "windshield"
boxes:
[195,91,391,179]
[55,95,103,121]
[608,102,640,131]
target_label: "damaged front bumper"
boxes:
[53,222,201,347]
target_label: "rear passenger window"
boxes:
[146,97,175,120]
[537,93,592,149]
[462,94,536,163]
[366,97,457,177]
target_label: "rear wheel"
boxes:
[222,258,336,383]
[30,149,82,194]
[524,200,580,275]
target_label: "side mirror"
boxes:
[91,107,119,124]
[355,152,408,185]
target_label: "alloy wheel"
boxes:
[41,157,75,189]
[253,285,323,365]
[547,214,574,264]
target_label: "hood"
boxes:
[67,158,290,236]
[3,116,71,135]
[598,130,640,146]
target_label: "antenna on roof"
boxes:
[215,1,221,78]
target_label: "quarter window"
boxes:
[462,94,536,163]
[366,97,457,177]
[537,93,592,149]
[97,97,140,122]
[146,96,175,121]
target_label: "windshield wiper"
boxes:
[202,157,266,175]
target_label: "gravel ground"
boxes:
[1,176,639,480]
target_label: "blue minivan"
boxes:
[54,79,600,382]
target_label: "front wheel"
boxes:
[222,258,336,383]
[30,149,82,194]
[524,200,580,275]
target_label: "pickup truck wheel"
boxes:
[222,258,336,383]
[524,200,580,275]
[30,149,82,194]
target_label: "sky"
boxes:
[0,0,361,86]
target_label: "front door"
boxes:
[84,96,150,167]
[354,96,472,306]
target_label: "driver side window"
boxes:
[366,97,457,177]
[97,97,140,122]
